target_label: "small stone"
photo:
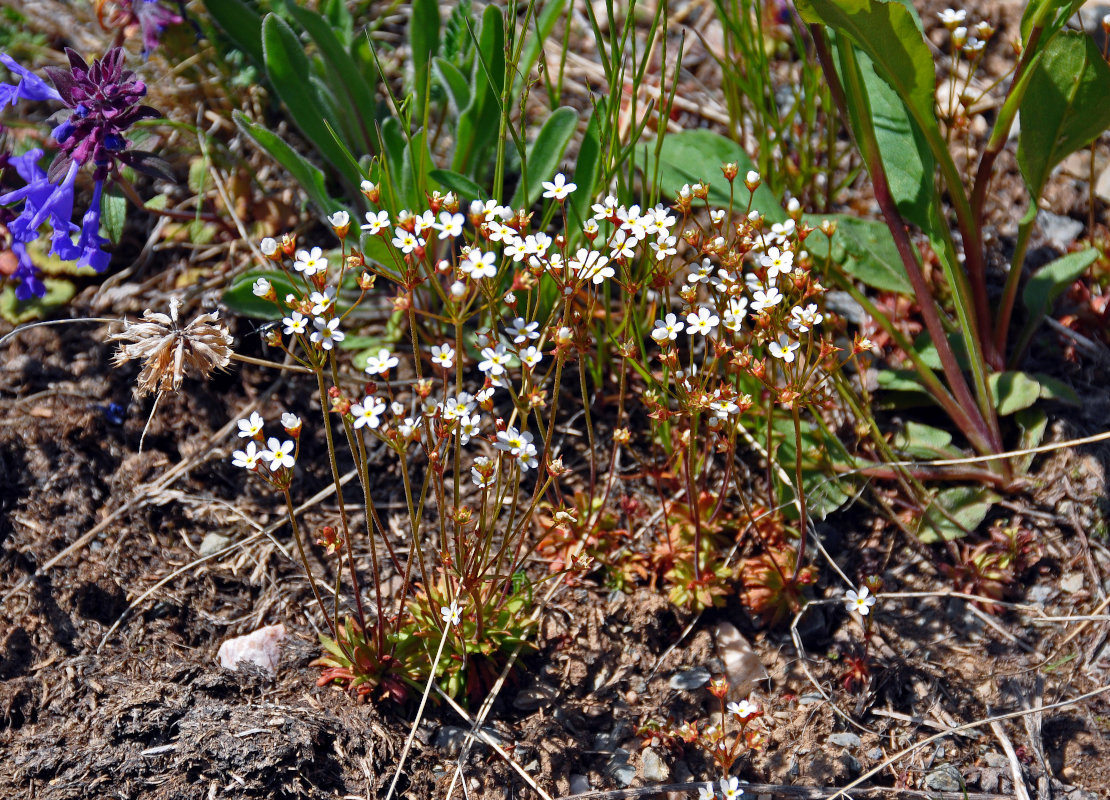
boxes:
[1037,210,1084,250]
[984,753,1009,768]
[825,291,867,325]
[569,775,591,794]
[669,667,711,690]
[1060,573,1085,594]
[432,725,469,757]
[714,621,768,697]
[217,624,285,675]
[199,532,231,557]
[641,748,670,783]
[829,732,861,749]
[867,748,884,760]
[606,748,636,787]
[513,683,556,711]
[925,765,964,792]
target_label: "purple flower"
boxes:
[0,53,62,106]
[98,0,186,57]
[11,242,44,301]
[44,47,166,183]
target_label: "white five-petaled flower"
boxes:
[698,784,716,800]
[760,246,795,281]
[686,306,720,336]
[238,411,265,438]
[262,437,296,470]
[282,311,308,336]
[789,303,823,333]
[430,343,455,370]
[364,349,399,376]
[520,346,543,369]
[461,249,498,280]
[309,288,336,316]
[768,334,800,363]
[281,412,302,433]
[651,313,685,343]
[541,173,576,200]
[845,586,877,616]
[727,698,760,720]
[231,441,262,470]
[310,317,345,350]
[457,413,481,445]
[470,456,495,488]
[939,8,966,27]
[505,317,540,343]
[750,285,783,312]
[327,210,349,228]
[478,345,513,376]
[434,211,464,239]
[351,395,386,429]
[391,230,424,254]
[252,277,272,298]
[294,246,327,276]
[719,777,743,800]
[364,210,390,235]
[441,602,462,627]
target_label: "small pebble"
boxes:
[669,667,711,690]
[641,748,670,783]
[829,732,861,749]
[925,765,964,792]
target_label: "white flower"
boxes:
[310,317,345,350]
[449,281,467,298]
[651,235,678,261]
[252,277,272,297]
[238,411,265,438]
[262,437,296,470]
[282,311,308,336]
[309,288,336,316]
[281,412,302,433]
[364,210,390,235]
[231,441,262,469]
[569,248,613,284]
[710,209,726,225]
[698,784,716,800]
[750,286,783,312]
[520,346,543,369]
[591,194,619,221]
[939,8,966,27]
[478,345,513,376]
[391,231,424,254]
[457,413,481,445]
[541,173,576,200]
[609,230,637,260]
[727,698,760,720]
[720,777,743,800]
[441,602,462,626]
[495,426,533,456]
[260,237,278,256]
[431,343,456,369]
[414,210,436,235]
[687,259,714,285]
[768,334,800,363]
[471,456,495,488]
[461,249,498,280]
[351,395,386,429]
[505,317,540,344]
[651,313,685,343]
[686,306,720,336]
[434,211,464,239]
[441,393,475,421]
[845,586,877,616]
[391,401,405,416]
[746,170,760,185]
[294,246,327,276]
[789,303,823,333]
[760,246,794,281]
[328,210,349,228]
[722,297,748,332]
[364,349,399,376]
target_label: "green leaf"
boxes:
[101,186,127,245]
[434,57,471,115]
[1033,373,1079,405]
[650,130,784,220]
[1015,406,1048,472]
[510,106,578,209]
[894,421,959,460]
[453,5,505,175]
[222,269,300,319]
[512,0,568,97]
[917,486,998,543]
[1020,0,1085,45]
[808,213,912,294]
[410,0,441,109]
[796,0,935,134]
[205,0,265,67]
[428,168,485,200]
[262,13,361,186]
[1020,246,1098,332]
[283,1,377,151]
[0,278,76,324]
[987,371,1042,416]
[234,111,338,214]
[567,106,601,232]
[1018,32,1110,201]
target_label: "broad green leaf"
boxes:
[222,269,300,319]
[434,57,471,115]
[987,371,1041,416]
[568,106,602,231]
[894,421,959,460]
[453,5,505,175]
[322,0,352,41]
[808,213,912,294]
[876,369,933,395]
[428,168,485,200]
[1015,247,1099,353]
[410,0,441,110]
[283,1,377,148]
[1015,407,1048,472]
[510,106,578,209]
[650,130,784,220]
[234,111,338,214]
[1018,32,1110,201]
[0,279,76,324]
[101,186,127,245]
[1020,0,1085,45]
[917,486,997,543]
[262,13,361,186]
[205,0,265,67]
[1033,373,1079,405]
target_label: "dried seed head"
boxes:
[109,298,233,396]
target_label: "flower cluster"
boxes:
[231,410,302,488]
[0,47,164,299]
